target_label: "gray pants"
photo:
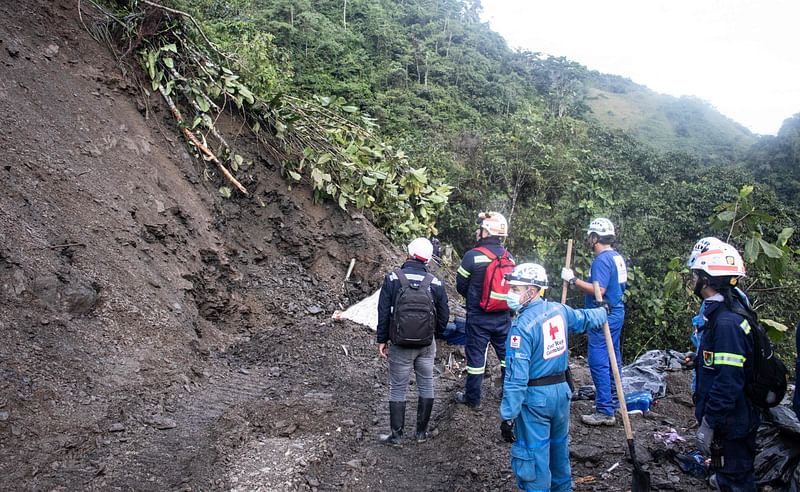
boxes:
[388,342,436,401]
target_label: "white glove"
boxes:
[561,267,576,284]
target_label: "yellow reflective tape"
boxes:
[489,292,507,300]
[473,255,491,264]
[458,266,471,278]
[466,366,486,375]
[500,360,506,368]
[714,352,746,367]
[740,319,751,335]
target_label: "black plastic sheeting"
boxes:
[621,349,690,398]
[756,405,800,490]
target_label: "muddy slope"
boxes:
[0,1,710,491]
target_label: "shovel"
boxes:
[593,282,651,492]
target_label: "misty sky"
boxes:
[480,0,799,135]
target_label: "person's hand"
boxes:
[695,417,714,456]
[378,343,389,359]
[561,267,576,284]
[596,300,611,315]
[684,352,696,367]
[500,419,516,443]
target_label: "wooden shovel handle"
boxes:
[561,239,573,304]
[593,281,633,441]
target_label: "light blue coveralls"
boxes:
[500,298,607,491]
[583,249,627,416]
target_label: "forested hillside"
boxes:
[163,0,800,356]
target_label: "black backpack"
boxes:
[728,306,788,408]
[390,270,437,347]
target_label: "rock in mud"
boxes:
[570,444,604,464]
[108,423,125,432]
[306,305,323,315]
[149,416,177,430]
[0,410,9,421]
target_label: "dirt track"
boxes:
[0,1,711,490]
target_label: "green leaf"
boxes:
[762,318,789,343]
[362,176,377,186]
[163,57,174,69]
[777,227,794,247]
[342,105,358,113]
[744,237,759,263]
[288,170,301,181]
[196,95,210,112]
[218,186,231,199]
[238,86,255,105]
[147,49,157,80]
[191,116,202,129]
[317,153,332,165]
[338,194,348,210]
[738,185,754,199]
[716,210,736,222]
[758,238,783,259]
[161,43,178,53]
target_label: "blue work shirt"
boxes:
[695,298,759,438]
[500,298,607,420]
[584,249,627,323]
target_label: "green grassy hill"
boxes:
[586,74,757,164]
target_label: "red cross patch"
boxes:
[510,335,521,349]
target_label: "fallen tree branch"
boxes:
[158,85,248,195]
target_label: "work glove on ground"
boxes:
[500,419,516,443]
[560,267,576,284]
[695,417,714,456]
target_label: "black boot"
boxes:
[380,401,405,446]
[415,397,434,443]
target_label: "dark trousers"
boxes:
[713,433,756,492]
[464,315,509,402]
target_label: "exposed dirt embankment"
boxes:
[0,2,710,491]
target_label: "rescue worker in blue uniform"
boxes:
[377,238,449,445]
[686,237,751,395]
[499,263,607,492]
[561,218,628,426]
[455,212,513,408]
[688,240,758,491]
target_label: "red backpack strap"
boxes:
[474,246,496,260]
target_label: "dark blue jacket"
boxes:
[695,299,759,439]
[376,259,449,344]
[456,237,513,324]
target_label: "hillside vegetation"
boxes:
[122,0,800,357]
[587,73,757,164]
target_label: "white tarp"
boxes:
[332,289,381,331]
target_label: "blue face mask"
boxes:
[506,291,523,311]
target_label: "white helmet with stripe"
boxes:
[407,237,433,263]
[688,240,746,278]
[477,211,509,237]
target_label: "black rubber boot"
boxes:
[415,397,434,443]
[380,401,405,446]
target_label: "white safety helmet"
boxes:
[504,263,548,289]
[687,236,725,268]
[587,218,615,237]
[477,211,509,237]
[688,240,746,278]
[407,237,434,263]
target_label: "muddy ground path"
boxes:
[0,1,710,490]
